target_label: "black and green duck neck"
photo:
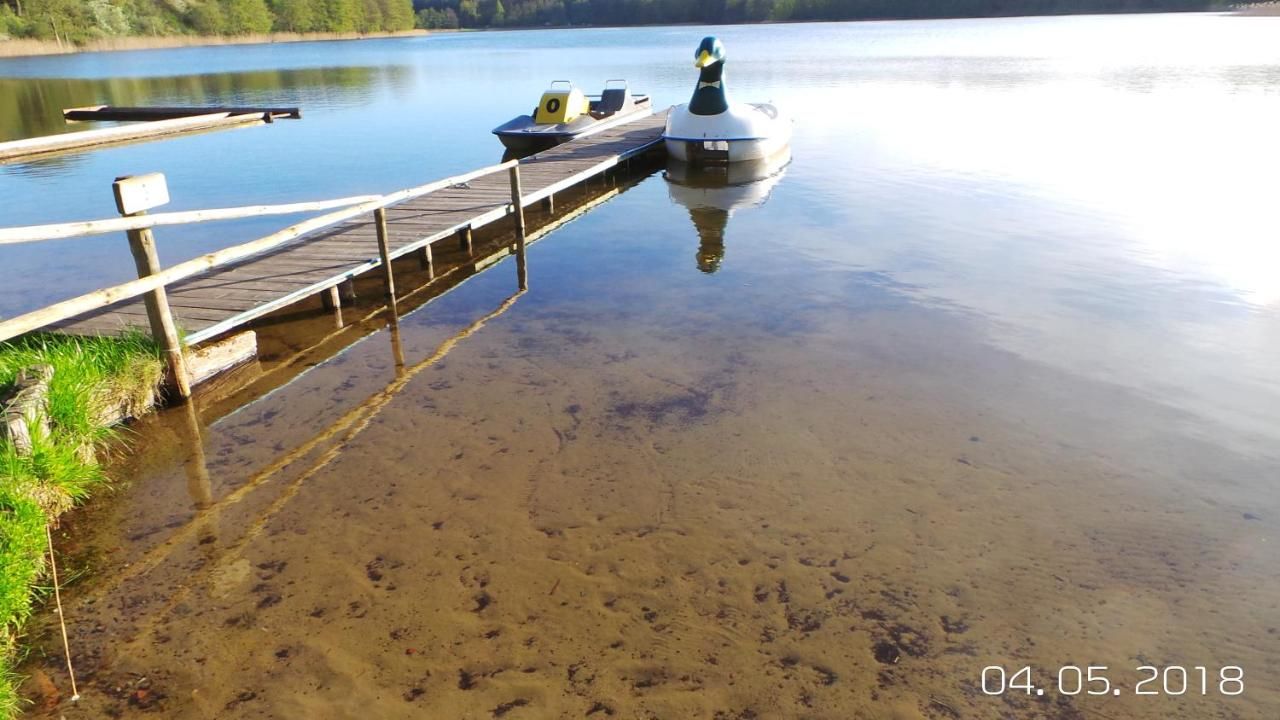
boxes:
[690,61,728,116]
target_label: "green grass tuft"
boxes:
[0,331,162,447]
[0,481,46,644]
[0,657,23,719]
[0,331,165,717]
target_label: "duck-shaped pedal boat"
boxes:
[493,80,652,154]
[664,37,791,164]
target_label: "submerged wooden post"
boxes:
[387,314,406,376]
[374,208,396,302]
[418,244,435,279]
[113,174,191,399]
[321,285,342,311]
[177,398,219,549]
[542,194,555,214]
[178,400,213,509]
[457,225,473,255]
[508,165,528,291]
[321,285,344,328]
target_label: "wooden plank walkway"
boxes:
[53,111,668,345]
[0,113,275,164]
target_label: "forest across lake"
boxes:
[0,0,1237,52]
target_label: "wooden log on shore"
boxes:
[187,331,258,387]
[0,365,53,455]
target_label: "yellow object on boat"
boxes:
[534,82,590,124]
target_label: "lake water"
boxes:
[5,13,1280,719]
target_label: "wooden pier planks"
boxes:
[0,113,270,163]
[52,111,668,344]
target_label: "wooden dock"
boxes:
[0,111,295,164]
[63,105,302,122]
[50,111,668,346]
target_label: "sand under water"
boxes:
[17,181,1279,719]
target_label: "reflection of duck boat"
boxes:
[664,37,792,164]
[493,80,652,154]
[664,149,790,273]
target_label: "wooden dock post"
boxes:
[321,285,345,328]
[542,194,555,214]
[113,174,192,399]
[322,285,342,311]
[418,244,435,279]
[374,208,397,302]
[457,225,473,255]
[388,314,407,375]
[508,165,528,291]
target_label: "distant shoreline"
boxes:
[0,8,1273,61]
[0,29,435,60]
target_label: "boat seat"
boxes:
[595,88,631,115]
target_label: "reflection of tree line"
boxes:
[412,0,1211,29]
[0,66,388,142]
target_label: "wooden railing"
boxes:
[0,196,381,245]
[0,160,529,399]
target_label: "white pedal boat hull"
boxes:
[663,102,791,163]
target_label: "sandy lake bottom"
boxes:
[22,204,1279,718]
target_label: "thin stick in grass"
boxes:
[44,524,79,703]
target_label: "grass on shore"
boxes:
[0,332,163,717]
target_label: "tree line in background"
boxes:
[0,0,415,44]
[0,0,1219,45]
[412,0,1214,28]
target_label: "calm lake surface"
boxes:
[5,13,1280,719]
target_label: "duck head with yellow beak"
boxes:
[690,36,729,116]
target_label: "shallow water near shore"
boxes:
[5,13,1280,720]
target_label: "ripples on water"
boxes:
[4,13,1279,719]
